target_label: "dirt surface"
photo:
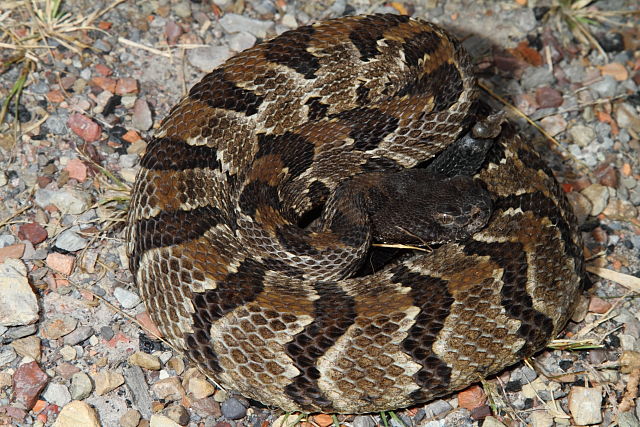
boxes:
[1,0,639,426]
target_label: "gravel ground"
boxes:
[1,0,639,426]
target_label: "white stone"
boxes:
[114,287,141,309]
[35,189,91,215]
[187,45,231,72]
[219,14,274,38]
[0,259,39,326]
[55,229,88,252]
[568,386,602,425]
[150,414,181,427]
[43,382,72,407]
[227,32,256,53]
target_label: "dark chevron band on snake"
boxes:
[126,14,585,413]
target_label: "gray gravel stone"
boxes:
[581,184,609,216]
[619,411,640,427]
[566,191,591,224]
[114,287,141,309]
[100,326,115,340]
[124,365,153,419]
[4,324,38,340]
[590,75,618,98]
[352,415,377,427]
[423,399,453,419]
[0,259,39,327]
[521,66,554,90]
[173,1,191,18]
[251,0,277,15]
[0,347,17,367]
[93,39,112,53]
[35,189,91,215]
[219,14,275,38]
[616,102,640,134]
[221,397,247,420]
[119,154,140,169]
[70,372,93,400]
[510,365,538,384]
[45,115,68,135]
[55,228,88,252]
[64,325,94,346]
[132,99,153,131]
[43,382,72,407]
[0,235,15,247]
[227,32,257,53]
[568,124,595,147]
[564,60,586,83]
[188,45,232,72]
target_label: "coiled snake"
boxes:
[127,14,585,413]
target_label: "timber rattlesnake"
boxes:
[127,14,585,413]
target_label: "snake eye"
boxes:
[435,212,454,226]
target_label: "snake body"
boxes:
[126,14,585,413]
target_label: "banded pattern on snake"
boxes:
[127,14,585,413]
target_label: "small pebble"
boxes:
[114,286,141,309]
[0,347,17,367]
[46,253,76,275]
[568,124,595,147]
[67,113,102,142]
[42,382,72,407]
[53,400,100,427]
[580,184,609,216]
[150,414,181,427]
[120,409,142,427]
[18,222,49,245]
[164,404,190,426]
[12,361,49,409]
[100,326,115,340]
[70,372,93,400]
[151,377,185,401]
[63,325,94,346]
[11,335,42,362]
[173,1,191,18]
[187,376,215,399]
[566,191,591,224]
[115,78,139,95]
[457,385,486,410]
[590,75,618,98]
[55,229,88,252]
[93,370,125,395]
[221,397,247,420]
[227,32,257,53]
[41,317,78,340]
[65,158,88,182]
[219,14,274,38]
[188,45,232,72]
[0,259,39,327]
[352,415,377,427]
[129,351,161,370]
[213,388,227,402]
[132,99,153,131]
[568,386,602,425]
[59,345,77,361]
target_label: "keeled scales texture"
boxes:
[127,14,585,413]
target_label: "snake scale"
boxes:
[126,14,586,413]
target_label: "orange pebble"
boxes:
[313,413,334,427]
